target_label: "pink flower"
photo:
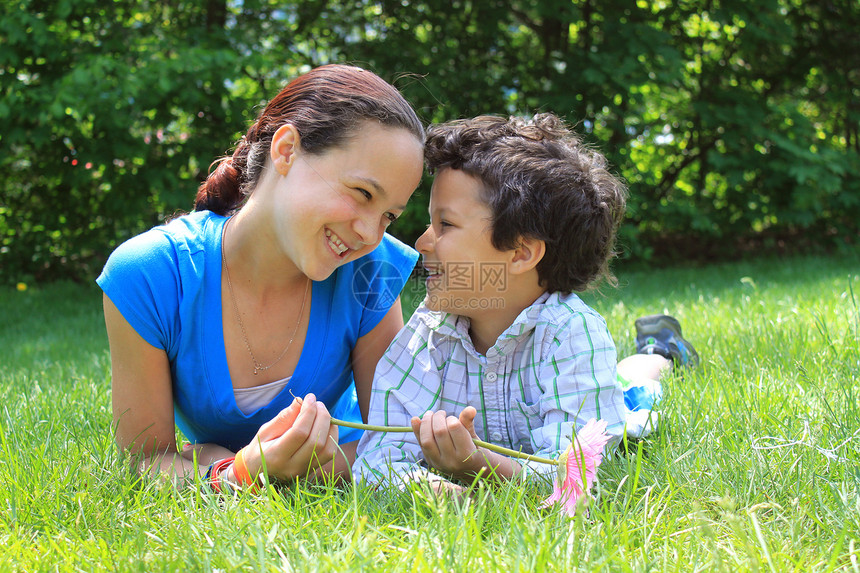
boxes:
[540,418,611,516]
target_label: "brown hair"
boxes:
[425,114,627,293]
[195,64,425,214]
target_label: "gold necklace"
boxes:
[222,218,310,376]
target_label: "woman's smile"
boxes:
[325,228,351,257]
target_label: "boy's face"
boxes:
[415,168,511,317]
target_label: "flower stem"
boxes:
[331,418,560,467]
[331,418,409,434]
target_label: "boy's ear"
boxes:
[509,236,545,275]
[270,124,301,175]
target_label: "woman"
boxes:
[98,64,425,488]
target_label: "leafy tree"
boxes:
[2,0,250,281]
[1,0,857,284]
[338,0,860,257]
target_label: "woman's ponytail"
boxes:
[194,157,240,214]
[194,137,254,214]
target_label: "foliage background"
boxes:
[1,0,858,284]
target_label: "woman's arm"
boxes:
[106,293,340,486]
[306,296,406,481]
[103,294,232,480]
[351,297,406,422]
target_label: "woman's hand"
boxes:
[238,393,339,482]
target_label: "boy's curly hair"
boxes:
[424,113,627,293]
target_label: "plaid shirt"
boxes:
[354,291,627,483]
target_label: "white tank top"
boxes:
[233,377,291,414]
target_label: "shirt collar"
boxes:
[418,291,554,356]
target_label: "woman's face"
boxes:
[271,121,424,280]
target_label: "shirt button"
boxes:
[491,432,503,442]
[485,371,498,382]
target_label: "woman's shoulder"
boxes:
[99,210,226,293]
[97,211,227,352]
[108,211,224,262]
[151,210,226,253]
[110,210,217,250]
[321,233,419,338]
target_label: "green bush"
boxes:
[1,0,858,284]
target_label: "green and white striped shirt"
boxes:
[354,291,626,483]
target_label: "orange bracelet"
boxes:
[233,447,259,490]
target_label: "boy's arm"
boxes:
[526,311,627,477]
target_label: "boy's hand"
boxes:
[410,406,482,478]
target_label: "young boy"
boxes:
[353,114,696,486]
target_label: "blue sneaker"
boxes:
[635,314,699,368]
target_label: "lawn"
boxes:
[1,249,859,572]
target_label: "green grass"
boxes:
[2,250,859,572]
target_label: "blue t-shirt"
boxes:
[97,210,418,451]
